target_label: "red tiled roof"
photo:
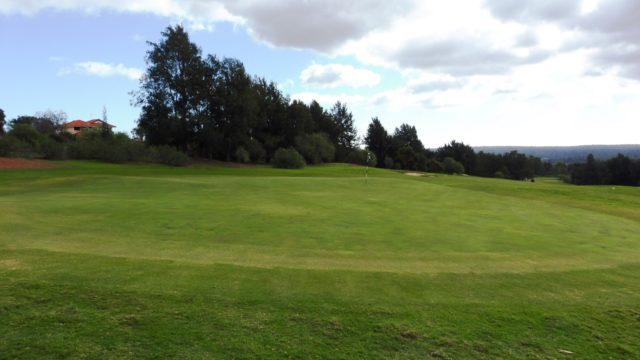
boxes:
[64,119,115,128]
[65,120,89,127]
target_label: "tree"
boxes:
[10,115,57,136]
[571,154,604,185]
[100,106,112,139]
[329,102,358,161]
[437,140,475,174]
[285,100,313,146]
[442,157,465,174]
[214,57,259,160]
[502,151,534,180]
[584,154,603,185]
[311,100,336,144]
[26,110,67,135]
[393,123,424,154]
[134,25,207,151]
[295,132,335,164]
[252,78,289,160]
[606,154,636,186]
[396,145,417,170]
[475,151,505,178]
[364,117,388,167]
[0,108,5,135]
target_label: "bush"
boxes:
[0,135,39,158]
[295,133,335,164]
[40,137,67,160]
[100,145,129,163]
[425,158,443,173]
[245,139,266,163]
[9,123,43,147]
[234,146,251,163]
[0,137,9,156]
[443,157,465,174]
[0,136,24,157]
[272,147,305,169]
[345,149,377,167]
[384,156,394,169]
[396,146,417,170]
[151,145,190,166]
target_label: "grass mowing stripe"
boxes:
[1,161,639,358]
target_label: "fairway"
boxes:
[1,161,640,358]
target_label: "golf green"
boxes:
[1,161,639,358]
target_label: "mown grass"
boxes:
[1,161,639,358]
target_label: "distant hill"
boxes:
[474,145,640,163]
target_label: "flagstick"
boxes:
[365,152,369,184]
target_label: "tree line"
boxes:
[0,109,189,166]
[2,25,637,186]
[364,118,552,180]
[132,25,553,177]
[568,154,640,186]
[0,25,553,177]
[132,26,357,167]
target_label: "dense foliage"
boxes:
[0,108,5,135]
[476,145,640,164]
[133,26,357,164]
[2,26,637,184]
[569,154,640,186]
[272,147,306,169]
[0,113,188,166]
[363,118,549,180]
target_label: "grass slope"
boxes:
[1,161,639,358]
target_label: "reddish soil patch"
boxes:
[0,157,56,170]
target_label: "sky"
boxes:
[1,0,638,147]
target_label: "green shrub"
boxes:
[0,137,9,156]
[0,134,39,158]
[384,156,394,169]
[100,145,129,163]
[272,147,305,169]
[295,133,335,164]
[426,158,443,173]
[0,136,22,157]
[443,157,465,174]
[234,146,251,163]
[40,137,67,160]
[245,139,266,163]
[8,123,43,147]
[151,146,190,167]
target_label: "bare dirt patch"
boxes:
[0,157,56,170]
[0,259,27,270]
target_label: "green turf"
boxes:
[1,161,639,358]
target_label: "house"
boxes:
[63,119,115,136]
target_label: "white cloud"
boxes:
[4,0,640,145]
[0,0,237,30]
[71,62,143,80]
[224,0,412,51]
[301,64,380,88]
[4,0,639,80]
